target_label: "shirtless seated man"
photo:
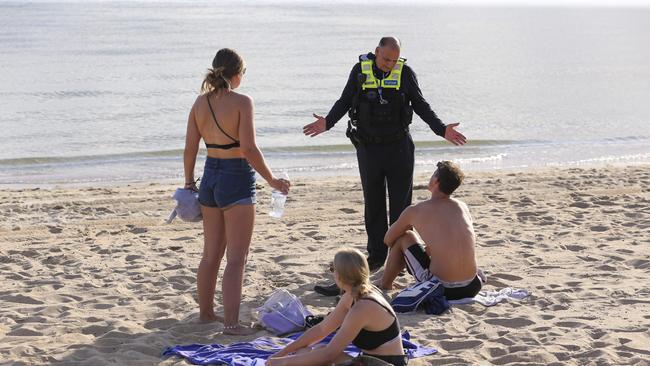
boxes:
[378,161,482,300]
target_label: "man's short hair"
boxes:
[378,36,400,49]
[435,161,464,195]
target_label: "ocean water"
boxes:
[1,1,649,186]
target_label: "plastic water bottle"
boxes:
[269,172,288,218]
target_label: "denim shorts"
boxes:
[198,157,256,209]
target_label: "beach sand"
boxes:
[1,165,649,365]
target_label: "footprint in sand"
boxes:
[47,225,63,234]
[577,255,599,262]
[562,244,586,252]
[485,317,534,328]
[439,339,483,351]
[626,259,650,269]
[171,236,194,241]
[81,324,114,336]
[591,199,617,207]
[1,294,44,305]
[492,336,515,347]
[491,273,522,281]
[7,326,43,337]
[588,329,607,340]
[565,281,582,288]
[618,298,650,305]
[128,226,148,234]
[271,254,296,263]
[555,321,585,328]
[144,318,179,330]
[590,225,609,232]
[559,344,581,351]
[339,208,357,214]
[484,239,505,246]
[304,230,326,240]
[569,202,591,209]
[125,254,141,262]
[516,211,537,217]
[596,264,617,271]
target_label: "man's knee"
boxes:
[395,230,418,249]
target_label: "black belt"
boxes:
[348,128,409,145]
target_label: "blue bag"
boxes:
[390,279,449,315]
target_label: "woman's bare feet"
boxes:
[199,313,224,323]
[223,322,258,336]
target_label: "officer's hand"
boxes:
[303,113,327,137]
[444,123,467,146]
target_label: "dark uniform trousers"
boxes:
[355,134,415,264]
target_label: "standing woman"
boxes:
[184,48,290,335]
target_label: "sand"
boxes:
[1,165,649,365]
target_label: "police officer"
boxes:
[305,37,466,294]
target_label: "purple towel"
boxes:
[163,330,436,365]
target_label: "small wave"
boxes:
[30,90,116,99]
[288,162,359,173]
[0,140,520,167]
[415,153,507,167]
[548,152,650,166]
[0,149,185,167]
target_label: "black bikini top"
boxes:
[351,297,400,350]
[204,96,240,150]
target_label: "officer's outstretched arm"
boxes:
[303,113,327,137]
[444,123,467,146]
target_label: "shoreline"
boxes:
[1,161,649,190]
[1,164,649,365]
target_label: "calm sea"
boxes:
[1,1,649,186]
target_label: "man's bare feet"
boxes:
[223,322,258,336]
[199,313,224,323]
[373,280,392,291]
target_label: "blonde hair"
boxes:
[201,48,245,94]
[333,248,372,300]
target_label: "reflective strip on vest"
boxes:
[360,58,405,90]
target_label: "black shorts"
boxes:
[402,243,482,301]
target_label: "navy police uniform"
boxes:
[325,52,447,267]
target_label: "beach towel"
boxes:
[448,287,530,307]
[390,278,450,315]
[162,330,436,366]
[166,188,202,223]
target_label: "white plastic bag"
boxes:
[254,289,311,335]
[166,188,202,223]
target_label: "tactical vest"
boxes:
[348,54,413,144]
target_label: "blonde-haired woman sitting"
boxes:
[267,248,407,366]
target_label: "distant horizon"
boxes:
[5,0,650,7]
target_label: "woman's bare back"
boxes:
[193,91,249,159]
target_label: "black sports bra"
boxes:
[351,297,400,350]
[204,97,240,150]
